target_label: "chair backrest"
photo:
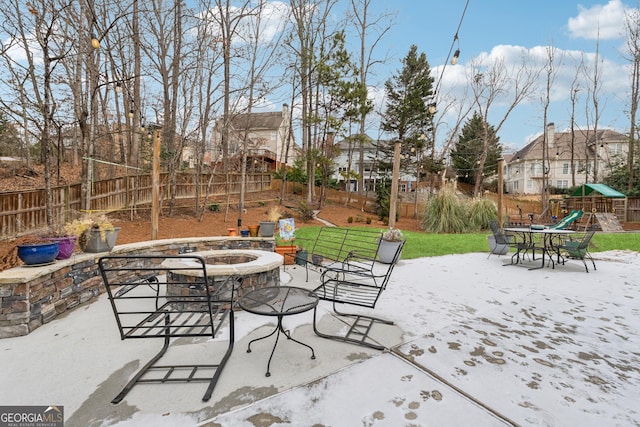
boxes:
[489,220,510,245]
[310,227,383,263]
[561,228,596,258]
[315,238,404,309]
[98,255,237,340]
[578,229,596,250]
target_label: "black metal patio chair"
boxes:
[311,239,405,350]
[489,220,530,263]
[555,227,597,272]
[98,255,241,404]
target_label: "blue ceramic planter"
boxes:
[17,242,59,265]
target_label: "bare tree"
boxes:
[236,0,288,220]
[469,55,540,196]
[622,6,640,192]
[568,66,582,187]
[347,0,392,197]
[288,0,340,205]
[582,32,605,182]
[539,44,562,213]
[0,0,75,226]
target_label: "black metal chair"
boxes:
[98,255,240,404]
[311,239,405,350]
[489,220,530,263]
[555,227,597,272]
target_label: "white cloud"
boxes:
[567,0,629,40]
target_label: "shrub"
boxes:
[366,217,372,224]
[355,214,364,223]
[347,216,354,223]
[421,185,470,233]
[208,202,220,212]
[296,200,315,222]
[374,181,399,222]
[382,227,404,242]
[469,198,498,230]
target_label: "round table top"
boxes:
[238,286,318,317]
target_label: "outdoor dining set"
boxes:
[489,209,597,273]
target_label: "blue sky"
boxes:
[353,0,634,151]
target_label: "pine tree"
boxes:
[379,45,434,225]
[451,112,502,186]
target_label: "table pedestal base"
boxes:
[247,315,316,377]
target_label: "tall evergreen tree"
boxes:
[451,112,502,186]
[381,45,434,143]
[380,44,434,226]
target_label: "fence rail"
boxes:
[0,172,271,239]
[2,176,638,240]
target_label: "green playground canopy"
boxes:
[570,184,626,198]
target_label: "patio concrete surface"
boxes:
[1,250,639,427]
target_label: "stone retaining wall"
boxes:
[0,237,275,339]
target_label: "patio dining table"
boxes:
[504,227,575,270]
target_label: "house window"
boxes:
[527,180,533,188]
[270,131,277,140]
[609,143,623,156]
[556,180,568,188]
[513,181,519,191]
[400,183,407,192]
[562,163,569,174]
[530,163,543,176]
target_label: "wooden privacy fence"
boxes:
[0,172,271,240]
[3,176,638,240]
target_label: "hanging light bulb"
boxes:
[128,109,134,119]
[428,103,436,114]
[91,34,100,49]
[451,49,460,65]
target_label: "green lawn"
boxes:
[294,226,640,260]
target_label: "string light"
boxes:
[451,49,460,65]
[433,0,470,97]
[91,34,100,49]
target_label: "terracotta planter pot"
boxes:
[275,245,297,264]
[247,225,260,237]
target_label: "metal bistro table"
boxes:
[504,227,575,270]
[238,286,318,377]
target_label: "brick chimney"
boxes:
[546,122,555,148]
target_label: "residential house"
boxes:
[504,123,628,195]
[211,104,297,171]
[331,137,418,193]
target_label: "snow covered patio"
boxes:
[1,250,638,426]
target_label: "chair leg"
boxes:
[112,313,234,404]
[112,331,172,404]
[202,314,235,401]
[312,303,391,351]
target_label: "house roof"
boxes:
[570,183,626,198]
[228,111,284,130]
[509,128,626,163]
